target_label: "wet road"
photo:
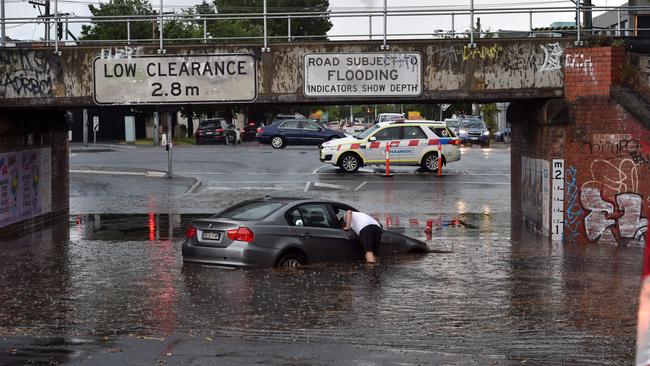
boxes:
[0,143,641,365]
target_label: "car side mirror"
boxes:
[369,136,377,142]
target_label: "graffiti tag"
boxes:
[539,42,563,72]
[565,53,594,80]
[564,166,583,242]
[581,188,647,245]
[462,44,503,61]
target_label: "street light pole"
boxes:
[1,0,6,47]
[158,0,164,53]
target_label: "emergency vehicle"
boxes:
[319,120,461,173]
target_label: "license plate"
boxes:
[471,137,478,140]
[202,231,221,241]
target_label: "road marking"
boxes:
[311,165,331,174]
[206,186,288,191]
[354,181,367,191]
[313,182,350,190]
[70,169,166,177]
[304,181,311,192]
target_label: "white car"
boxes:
[319,120,461,173]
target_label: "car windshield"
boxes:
[357,124,381,139]
[460,120,486,129]
[445,119,459,128]
[214,201,285,221]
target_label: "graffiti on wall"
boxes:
[99,46,144,60]
[565,53,594,80]
[462,44,503,61]
[564,166,583,242]
[539,42,564,72]
[0,51,60,98]
[579,158,647,246]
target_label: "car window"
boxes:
[372,126,402,141]
[460,120,486,129]
[303,122,321,131]
[403,126,427,139]
[445,119,460,128]
[199,122,219,129]
[429,126,455,138]
[331,204,355,227]
[279,120,300,129]
[287,204,333,228]
[357,124,381,139]
[215,201,285,221]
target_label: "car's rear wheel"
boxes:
[276,251,307,268]
[339,153,361,173]
[422,152,439,172]
[503,135,511,144]
[271,136,286,149]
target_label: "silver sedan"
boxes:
[182,197,429,268]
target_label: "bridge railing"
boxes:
[0,4,648,52]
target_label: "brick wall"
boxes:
[564,46,626,101]
[563,98,650,246]
[0,110,69,238]
[562,46,649,246]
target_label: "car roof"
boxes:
[250,196,354,206]
[377,119,447,127]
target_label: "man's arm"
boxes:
[342,210,352,230]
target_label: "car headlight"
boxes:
[459,129,467,134]
[483,131,490,136]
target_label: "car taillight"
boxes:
[248,121,256,126]
[257,127,264,134]
[185,224,197,238]
[451,139,460,145]
[215,128,225,133]
[226,227,255,242]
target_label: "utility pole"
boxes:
[28,0,50,43]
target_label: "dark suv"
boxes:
[445,116,489,147]
[195,118,239,145]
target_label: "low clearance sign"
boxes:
[93,54,256,105]
[304,52,422,97]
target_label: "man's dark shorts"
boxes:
[359,224,382,255]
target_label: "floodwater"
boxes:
[0,213,640,365]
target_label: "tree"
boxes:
[480,103,499,133]
[80,0,155,41]
[209,0,332,41]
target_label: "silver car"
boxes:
[182,197,429,268]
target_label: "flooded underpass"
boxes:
[0,213,640,365]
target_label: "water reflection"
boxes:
[0,214,640,364]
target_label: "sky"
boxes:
[1,0,629,42]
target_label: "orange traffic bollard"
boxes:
[383,143,393,177]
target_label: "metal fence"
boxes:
[1,2,648,54]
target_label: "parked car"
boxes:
[319,119,461,173]
[445,116,489,147]
[493,127,511,143]
[195,118,241,145]
[242,119,260,141]
[182,197,429,268]
[270,113,305,125]
[256,118,346,149]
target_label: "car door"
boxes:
[287,203,354,263]
[278,120,302,144]
[401,125,428,164]
[301,121,326,145]
[365,126,403,164]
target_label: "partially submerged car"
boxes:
[182,198,429,267]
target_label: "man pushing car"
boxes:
[341,210,383,264]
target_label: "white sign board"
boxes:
[93,54,256,105]
[93,116,99,131]
[551,159,565,241]
[304,52,422,97]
